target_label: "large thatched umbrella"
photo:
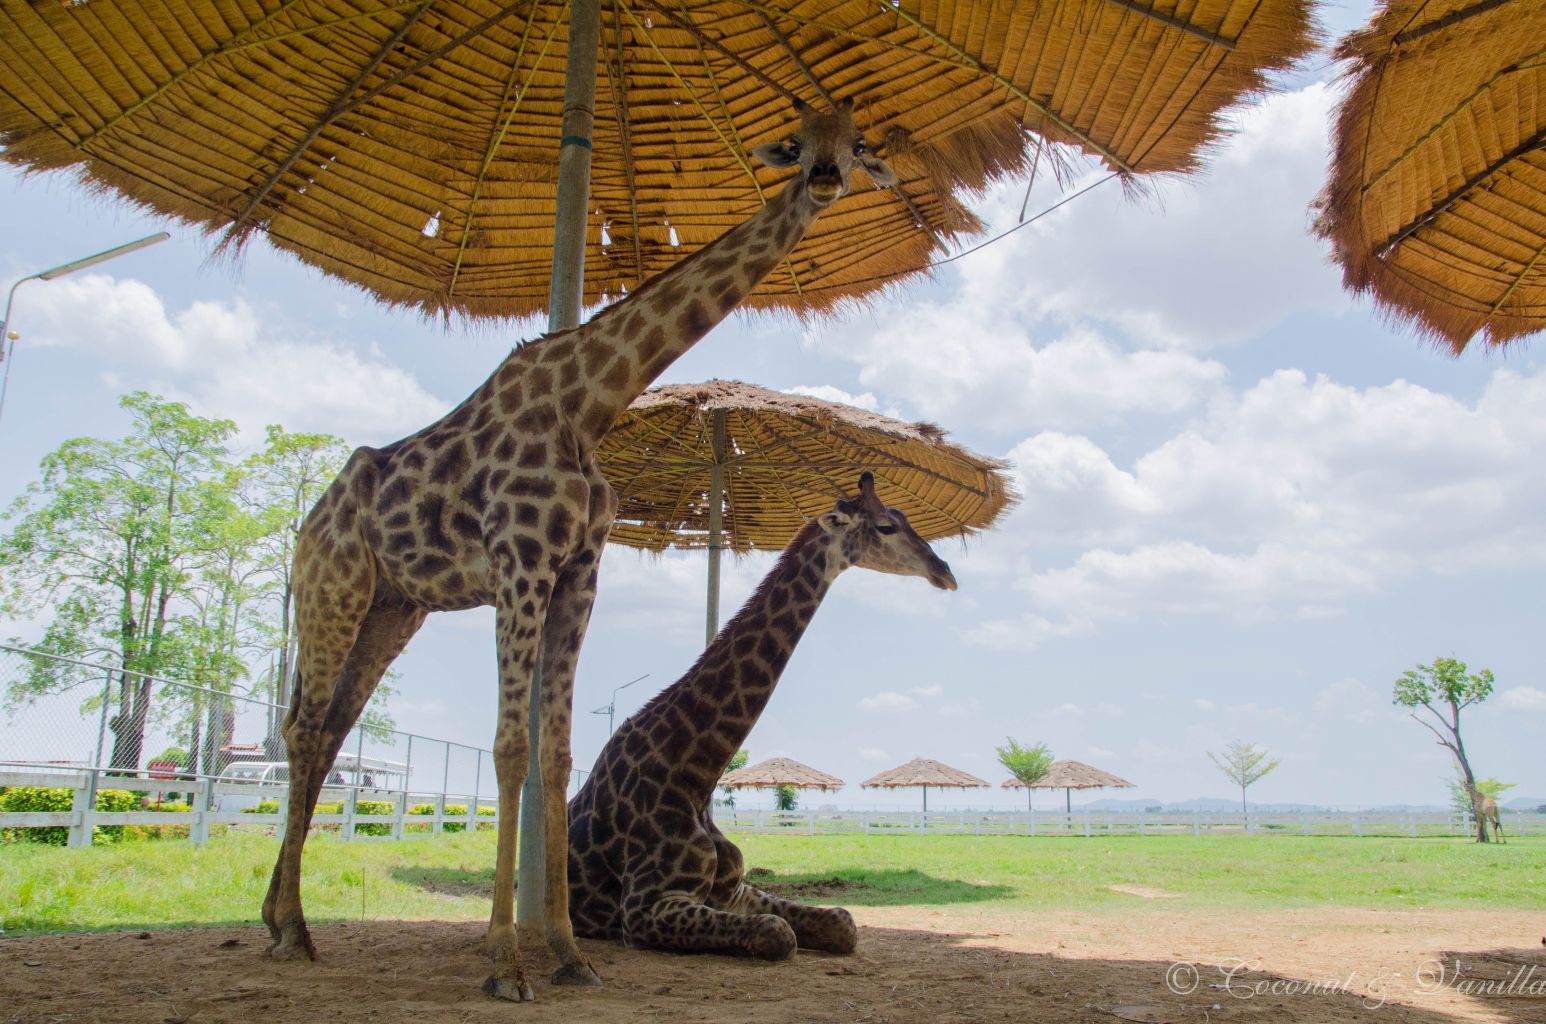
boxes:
[1,0,1317,320]
[862,757,987,812]
[598,379,1012,642]
[1315,0,1546,352]
[721,756,844,792]
[1022,759,1135,813]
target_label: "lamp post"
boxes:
[589,673,650,735]
[0,231,170,427]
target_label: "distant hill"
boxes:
[1079,796,1456,813]
[1503,796,1546,810]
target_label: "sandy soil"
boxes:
[4,905,1542,1024]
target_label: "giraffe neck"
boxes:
[636,520,849,801]
[553,178,825,447]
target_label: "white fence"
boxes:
[0,767,497,847]
[715,808,1546,838]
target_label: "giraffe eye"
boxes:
[786,139,801,156]
[853,139,867,156]
[875,522,898,535]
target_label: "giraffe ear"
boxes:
[857,153,898,187]
[751,141,801,169]
[819,509,853,533]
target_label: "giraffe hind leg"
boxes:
[705,825,856,953]
[265,595,426,960]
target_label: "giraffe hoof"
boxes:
[266,935,317,963]
[483,974,535,1002]
[552,960,603,987]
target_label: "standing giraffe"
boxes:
[261,98,897,1001]
[1467,784,1504,843]
[567,473,956,958]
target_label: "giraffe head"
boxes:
[749,98,899,207]
[817,472,957,590]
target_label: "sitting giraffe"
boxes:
[567,473,957,958]
[262,97,896,1001]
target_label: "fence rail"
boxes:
[715,808,1546,838]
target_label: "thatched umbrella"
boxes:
[1,0,1317,320]
[721,756,845,792]
[1022,759,1135,813]
[861,757,987,812]
[1315,0,1546,352]
[598,379,1013,642]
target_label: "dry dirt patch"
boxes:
[3,907,1541,1024]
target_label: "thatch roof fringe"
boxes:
[1006,759,1136,790]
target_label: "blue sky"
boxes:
[2,1,1542,810]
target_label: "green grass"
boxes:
[1,830,1540,935]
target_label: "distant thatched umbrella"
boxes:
[861,757,987,812]
[721,756,844,792]
[598,380,1013,644]
[1019,759,1135,813]
[1315,0,1546,352]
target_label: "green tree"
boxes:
[1207,740,1281,816]
[996,737,1054,812]
[1446,774,1513,820]
[774,785,798,812]
[719,748,750,808]
[0,393,236,770]
[1393,656,1495,842]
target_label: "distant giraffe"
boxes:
[260,96,897,1001]
[567,473,956,958]
[1468,784,1504,843]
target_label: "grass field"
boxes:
[2,829,1540,935]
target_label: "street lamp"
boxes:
[590,673,649,735]
[0,231,171,426]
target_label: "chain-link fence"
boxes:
[0,642,501,792]
[0,642,595,845]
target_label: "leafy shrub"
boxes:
[0,786,138,845]
[404,802,496,833]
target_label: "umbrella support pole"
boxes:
[516,0,600,935]
[705,408,727,646]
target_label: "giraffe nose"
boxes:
[809,160,840,181]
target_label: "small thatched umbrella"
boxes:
[861,757,987,812]
[721,756,845,793]
[1023,759,1135,813]
[598,380,1013,644]
[1315,0,1546,352]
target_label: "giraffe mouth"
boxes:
[806,178,844,204]
[929,564,958,591]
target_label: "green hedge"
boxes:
[406,802,496,833]
[0,786,163,845]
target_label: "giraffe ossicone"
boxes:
[567,472,956,958]
[259,98,897,1000]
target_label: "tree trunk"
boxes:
[1447,700,1488,843]
[1240,784,1247,818]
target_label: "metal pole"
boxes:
[93,669,113,768]
[0,276,39,429]
[704,409,727,646]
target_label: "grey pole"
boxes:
[704,409,728,646]
[517,0,599,934]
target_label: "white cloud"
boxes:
[939,696,982,719]
[909,684,943,697]
[1087,746,1119,760]
[1193,699,1217,712]
[969,366,1546,643]
[25,274,446,442]
[858,747,891,763]
[1499,687,1546,713]
[856,691,919,712]
[1313,678,1385,723]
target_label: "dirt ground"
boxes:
[4,904,1543,1024]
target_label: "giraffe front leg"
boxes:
[482,572,551,1003]
[537,465,614,986]
[626,891,798,960]
[718,883,859,954]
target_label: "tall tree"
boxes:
[1208,740,1281,816]
[0,393,235,769]
[1394,656,1496,841]
[996,737,1054,812]
[719,748,750,809]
